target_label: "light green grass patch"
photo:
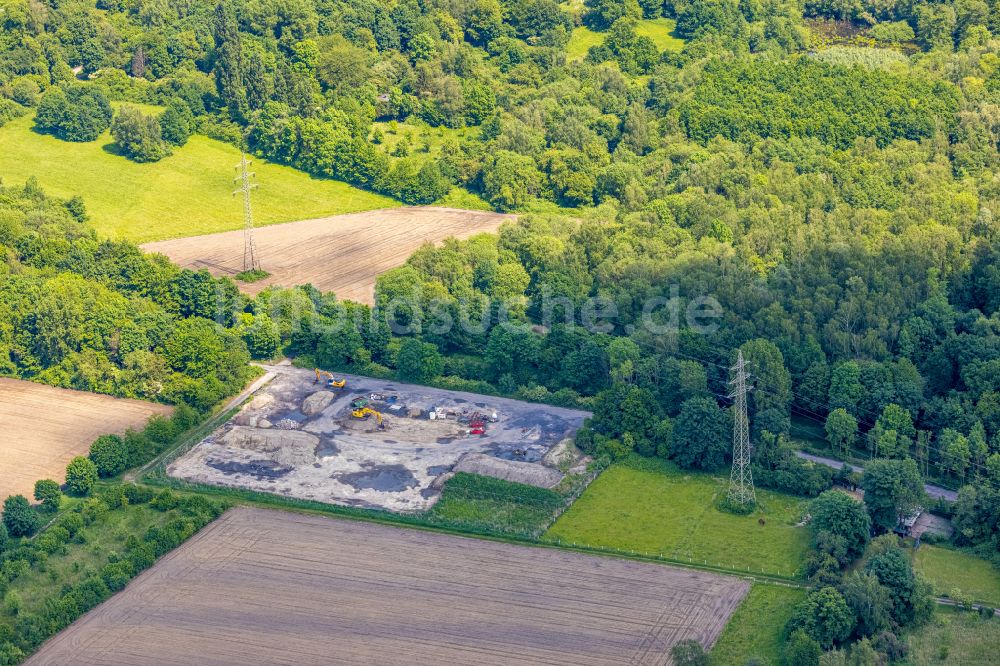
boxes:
[426,472,565,538]
[371,119,470,162]
[914,545,1000,606]
[566,18,683,62]
[0,114,397,243]
[906,606,1000,665]
[433,186,494,211]
[710,584,805,665]
[566,26,606,62]
[544,458,811,576]
[635,18,685,52]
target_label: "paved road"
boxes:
[794,451,959,502]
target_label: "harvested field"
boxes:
[142,206,515,304]
[0,378,172,500]
[168,365,588,511]
[28,507,749,665]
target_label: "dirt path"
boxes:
[141,207,515,304]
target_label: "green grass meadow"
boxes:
[913,545,1000,606]
[906,607,1000,664]
[710,584,806,665]
[0,113,397,243]
[565,18,684,62]
[544,458,811,577]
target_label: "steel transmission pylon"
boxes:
[727,350,756,507]
[234,152,261,273]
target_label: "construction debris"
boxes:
[453,453,564,489]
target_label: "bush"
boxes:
[65,456,99,496]
[111,106,171,162]
[869,21,916,44]
[89,434,129,477]
[33,479,62,512]
[34,85,113,141]
[123,484,155,505]
[159,98,194,146]
[670,639,709,665]
[0,98,27,128]
[1,495,39,537]
[55,513,84,537]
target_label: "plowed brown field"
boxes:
[0,379,172,501]
[141,207,515,304]
[28,507,749,665]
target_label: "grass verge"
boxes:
[710,583,805,665]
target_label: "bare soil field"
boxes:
[28,507,749,665]
[168,365,588,511]
[141,207,515,304]
[0,378,172,500]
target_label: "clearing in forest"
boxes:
[0,378,172,501]
[0,113,396,243]
[141,206,515,304]
[27,507,749,665]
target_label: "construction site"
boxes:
[168,365,590,511]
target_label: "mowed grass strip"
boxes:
[544,458,811,576]
[0,114,396,243]
[709,584,806,666]
[913,545,1000,606]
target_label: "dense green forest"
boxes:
[0,182,254,409]
[2,0,1000,662]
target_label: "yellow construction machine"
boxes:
[352,406,385,429]
[314,368,346,389]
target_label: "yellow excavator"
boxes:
[352,406,385,429]
[314,368,346,389]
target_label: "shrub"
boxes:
[1,496,39,537]
[65,456,99,496]
[670,639,709,666]
[89,434,128,477]
[33,479,62,512]
[34,85,113,141]
[55,513,84,537]
[159,98,194,146]
[123,484,155,505]
[111,106,171,162]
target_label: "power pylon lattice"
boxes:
[727,350,756,507]
[234,152,260,273]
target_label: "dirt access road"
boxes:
[28,507,749,665]
[0,378,172,500]
[141,206,515,304]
